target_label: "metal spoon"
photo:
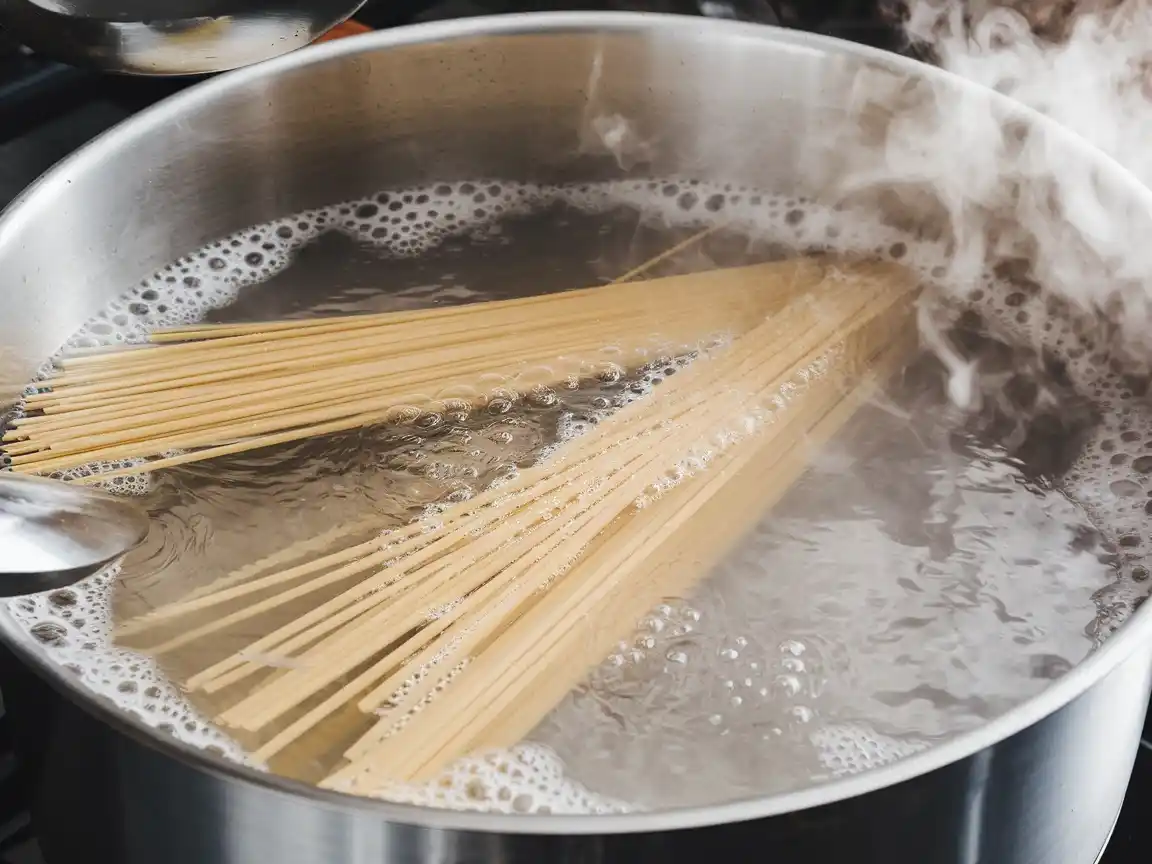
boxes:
[0,472,150,597]
[0,0,366,75]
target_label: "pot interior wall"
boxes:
[0,25,938,402]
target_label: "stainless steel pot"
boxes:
[0,12,1150,864]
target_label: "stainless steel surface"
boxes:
[0,472,149,595]
[0,0,366,74]
[28,640,1152,864]
[0,11,1150,862]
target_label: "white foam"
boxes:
[366,744,632,815]
[810,723,929,779]
[4,565,251,764]
[39,177,943,372]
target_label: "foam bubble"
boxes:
[811,723,929,778]
[56,459,153,497]
[44,177,947,372]
[366,744,632,814]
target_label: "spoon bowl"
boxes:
[0,472,150,596]
[0,0,366,75]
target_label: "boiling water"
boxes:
[2,178,1147,814]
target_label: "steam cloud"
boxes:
[897,0,1152,348]
[906,0,1152,189]
[868,0,1152,629]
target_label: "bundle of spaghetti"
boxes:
[112,256,920,782]
[2,257,830,482]
[323,263,918,789]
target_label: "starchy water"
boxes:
[1,178,1145,813]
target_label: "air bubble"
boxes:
[31,622,67,645]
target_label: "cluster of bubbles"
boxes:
[809,724,929,779]
[524,573,940,809]
[55,459,153,497]
[4,566,251,764]
[46,176,945,360]
[2,171,1145,814]
[371,744,631,815]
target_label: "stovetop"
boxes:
[0,2,1148,862]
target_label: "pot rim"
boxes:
[2,9,1151,836]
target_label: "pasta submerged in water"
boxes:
[0,179,1130,812]
[5,234,921,786]
[4,254,843,476]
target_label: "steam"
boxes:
[804,0,1152,422]
[905,0,1152,177]
[915,294,978,409]
[896,0,1152,352]
[867,0,1152,629]
[905,0,1152,208]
